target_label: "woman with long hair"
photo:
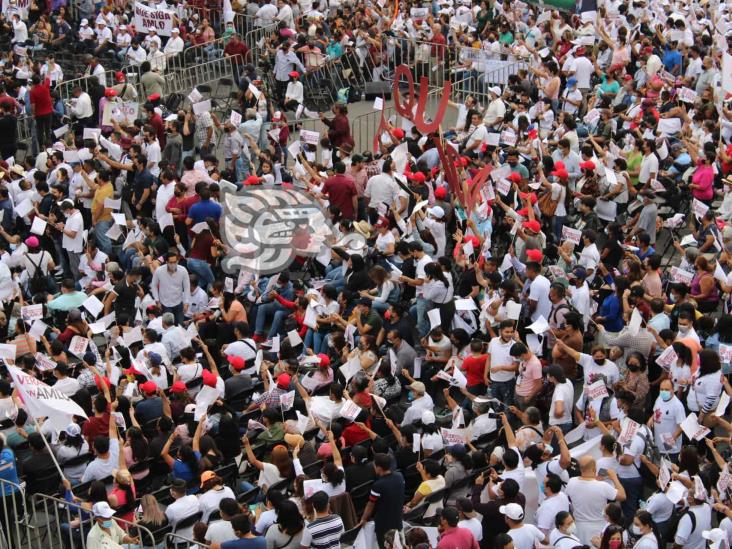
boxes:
[198,472,236,522]
[265,500,304,549]
[108,468,136,526]
[688,350,723,425]
[241,439,294,493]
[133,494,168,549]
[423,262,455,332]
[122,425,149,481]
[162,415,206,491]
[372,358,401,402]
[359,266,398,313]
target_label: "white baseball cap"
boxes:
[65,423,81,437]
[92,502,115,519]
[499,503,524,521]
[80,18,88,25]
[489,85,502,96]
[427,205,445,219]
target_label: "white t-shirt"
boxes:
[575,393,620,439]
[487,336,515,383]
[458,518,483,542]
[674,503,711,549]
[549,380,574,425]
[528,274,552,322]
[549,528,582,549]
[580,355,619,388]
[616,426,649,479]
[508,523,545,549]
[536,492,570,531]
[687,372,723,413]
[565,478,618,523]
[62,210,84,253]
[375,231,396,254]
[645,491,674,523]
[651,395,686,454]
[198,486,236,522]
[633,533,659,549]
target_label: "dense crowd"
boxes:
[1,0,732,549]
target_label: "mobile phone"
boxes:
[248,503,258,513]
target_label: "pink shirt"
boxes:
[437,527,479,549]
[691,160,714,201]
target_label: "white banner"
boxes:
[134,2,175,36]
[102,101,139,127]
[9,365,88,433]
[2,0,29,19]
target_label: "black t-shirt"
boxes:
[0,114,17,147]
[602,238,624,270]
[113,279,138,317]
[382,316,415,346]
[456,268,479,298]
[345,462,376,491]
[370,471,405,533]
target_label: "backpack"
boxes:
[27,253,49,295]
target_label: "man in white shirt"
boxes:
[567,267,592,329]
[638,140,659,186]
[143,28,162,50]
[161,313,189,361]
[536,474,570,534]
[84,57,107,87]
[52,362,81,396]
[401,381,435,426]
[56,200,84,280]
[82,437,120,483]
[164,28,184,58]
[151,254,191,325]
[126,42,148,66]
[222,323,258,367]
[364,159,400,217]
[578,231,600,279]
[483,86,506,129]
[11,13,27,44]
[561,78,583,115]
[254,1,278,27]
[94,20,112,55]
[503,503,548,549]
[155,170,176,222]
[147,42,167,72]
[166,479,201,539]
[565,456,626,544]
[276,0,294,28]
[456,498,483,542]
[204,498,239,544]
[487,320,516,406]
[525,262,552,322]
[142,126,162,177]
[70,88,94,127]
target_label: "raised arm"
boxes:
[328,430,342,468]
[160,432,177,469]
[242,436,264,470]
[192,414,206,453]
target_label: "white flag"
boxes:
[8,365,88,433]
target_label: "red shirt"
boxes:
[322,174,358,219]
[30,78,53,117]
[343,420,371,447]
[82,411,110,444]
[148,113,166,149]
[224,40,249,65]
[462,354,488,387]
[437,527,479,549]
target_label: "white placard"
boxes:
[617,417,640,446]
[427,308,441,329]
[339,356,361,383]
[628,308,643,336]
[692,198,709,218]
[373,97,384,110]
[656,346,678,370]
[526,316,550,334]
[192,100,212,115]
[21,304,43,322]
[287,330,302,347]
[680,412,711,441]
[188,88,203,104]
[441,427,468,445]
[82,295,104,318]
[300,130,320,145]
[230,110,242,127]
[586,379,609,400]
[133,1,175,36]
[68,336,89,357]
[412,433,421,453]
[29,216,47,236]
[506,301,522,320]
[716,393,731,417]
[561,225,582,246]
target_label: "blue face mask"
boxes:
[407,391,414,402]
[101,520,113,529]
[660,390,672,402]
[539,483,545,495]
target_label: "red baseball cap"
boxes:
[227,355,246,371]
[277,373,291,389]
[140,381,157,394]
[552,169,569,179]
[507,172,522,183]
[579,160,596,171]
[317,353,330,367]
[147,93,161,101]
[408,172,426,183]
[169,381,187,394]
[526,249,544,262]
[553,161,566,171]
[519,192,537,204]
[104,88,117,98]
[115,71,126,83]
[202,369,217,388]
[434,186,447,199]
[463,235,480,249]
[391,128,405,139]
[523,220,541,234]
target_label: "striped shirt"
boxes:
[300,514,344,549]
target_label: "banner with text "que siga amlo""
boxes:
[134,1,175,37]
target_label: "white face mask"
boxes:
[567,522,577,535]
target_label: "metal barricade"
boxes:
[165,531,201,548]
[164,56,238,100]
[56,69,118,103]
[16,115,33,146]
[0,484,158,549]
[167,38,226,73]
[0,478,26,549]
[187,2,224,33]
[244,23,279,65]
[233,12,257,38]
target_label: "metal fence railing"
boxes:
[244,23,279,66]
[0,479,160,549]
[56,70,119,103]
[165,531,201,548]
[164,55,240,100]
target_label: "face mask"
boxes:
[630,524,642,536]
[627,363,640,372]
[660,390,672,401]
[539,482,545,495]
[101,520,113,529]
[407,391,414,402]
[594,358,604,366]
[543,444,553,455]
[678,326,690,335]
[567,522,577,535]
[609,540,623,549]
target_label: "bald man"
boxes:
[565,456,626,544]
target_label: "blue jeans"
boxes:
[410,297,430,338]
[490,379,516,407]
[93,219,114,256]
[552,215,566,243]
[163,303,185,325]
[255,301,290,338]
[372,300,390,313]
[619,475,644,521]
[186,258,214,291]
